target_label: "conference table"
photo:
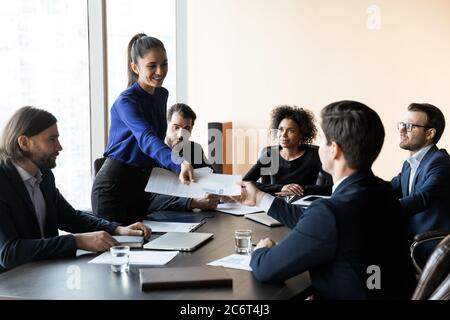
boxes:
[0,210,311,300]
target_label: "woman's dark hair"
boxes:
[270,105,317,145]
[408,103,445,144]
[127,33,166,87]
[0,106,57,164]
[167,103,197,126]
[321,100,385,170]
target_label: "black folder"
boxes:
[139,266,233,290]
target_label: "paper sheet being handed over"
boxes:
[145,167,242,198]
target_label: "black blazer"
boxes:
[0,160,119,273]
[243,145,332,195]
[250,170,415,299]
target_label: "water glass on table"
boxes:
[234,229,252,255]
[110,245,130,273]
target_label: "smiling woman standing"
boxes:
[243,105,331,197]
[91,33,194,225]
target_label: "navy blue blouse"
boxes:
[104,82,182,173]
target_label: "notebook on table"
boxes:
[290,195,331,207]
[113,236,144,248]
[143,232,214,252]
[139,266,232,290]
[245,212,282,227]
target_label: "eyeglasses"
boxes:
[397,122,429,132]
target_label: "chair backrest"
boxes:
[412,233,450,300]
[316,170,332,186]
[410,230,449,274]
[93,157,106,177]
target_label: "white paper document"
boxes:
[88,251,179,265]
[76,249,97,257]
[145,167,242,197]
[143,220,205,233]
[207,254,253,271]
[216,203,263,216]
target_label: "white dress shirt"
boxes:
[13,163,47,238]
[331,176,349,194]
[406,144,433,195]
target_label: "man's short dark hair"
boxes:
[321,100,385,170]
[408,103,445,144]
[167,103,197,126]
[0,106,57,164]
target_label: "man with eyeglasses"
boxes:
[391,103,450,265]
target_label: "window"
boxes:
[0,0,91,209]
[106,0,177,107]
[0,0,178,211]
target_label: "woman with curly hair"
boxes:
[243,105,331,197]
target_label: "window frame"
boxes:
[87,0,185,177]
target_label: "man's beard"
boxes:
[399,139,425,152]
[30,153,57,169]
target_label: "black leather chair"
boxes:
[410,231,450,300]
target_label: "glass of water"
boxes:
[110,245,130,273]
[234,229,252,255]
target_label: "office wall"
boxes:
[184,0,450,179]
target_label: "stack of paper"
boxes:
[145,167,242,198]
[245,212,282,227]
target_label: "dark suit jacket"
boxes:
[0,160,119,273]
[250,170,415,300]
[243,145,332,195]
[391,145,450,238]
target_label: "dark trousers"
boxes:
[91,158,151,225]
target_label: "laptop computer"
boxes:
[245,212,282,227]
[143,232,214,252]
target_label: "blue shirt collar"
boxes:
[406,144,434,167]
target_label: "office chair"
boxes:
[410,231,450,300]
[93,157,106,177]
